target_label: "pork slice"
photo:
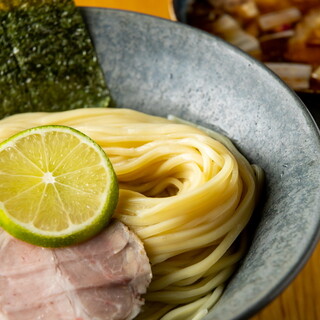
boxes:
[0,220,152,320]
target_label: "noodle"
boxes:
[0,108,264,319]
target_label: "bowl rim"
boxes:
[80,7,320,319]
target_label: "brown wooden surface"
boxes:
[75,2,320,319]
[75,0,175,20]
[251,243,320,320]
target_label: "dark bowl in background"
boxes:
[172,0,320,127]
[173,0,191,22]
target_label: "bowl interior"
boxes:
[81,8,320,320]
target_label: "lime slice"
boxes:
[0,125,118,247]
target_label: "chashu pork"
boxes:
[0,220,152,320]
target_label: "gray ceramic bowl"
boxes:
[80,8,320,320]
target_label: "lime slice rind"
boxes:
[0,125,119,247]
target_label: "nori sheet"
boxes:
[0,0,112,119]
[0,15,33,117]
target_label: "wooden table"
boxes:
[75,1,320,319]
[251,244,320,320]
[75,0,176,20]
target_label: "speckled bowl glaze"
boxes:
[80,8,320,320]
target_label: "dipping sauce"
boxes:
[187,0,320,92]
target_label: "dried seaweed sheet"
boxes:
[0,0,111,118]
[0,24,31,116]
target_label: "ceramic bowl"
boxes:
[80,8,320,320]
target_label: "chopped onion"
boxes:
[226,29,261,53]
[236,1,259,20]
[265,62,312,90]
[212,14,261,53]
[211,14,240,34]
[258,7,302,31]
[312,66,320,81]
[259,29,295,42]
